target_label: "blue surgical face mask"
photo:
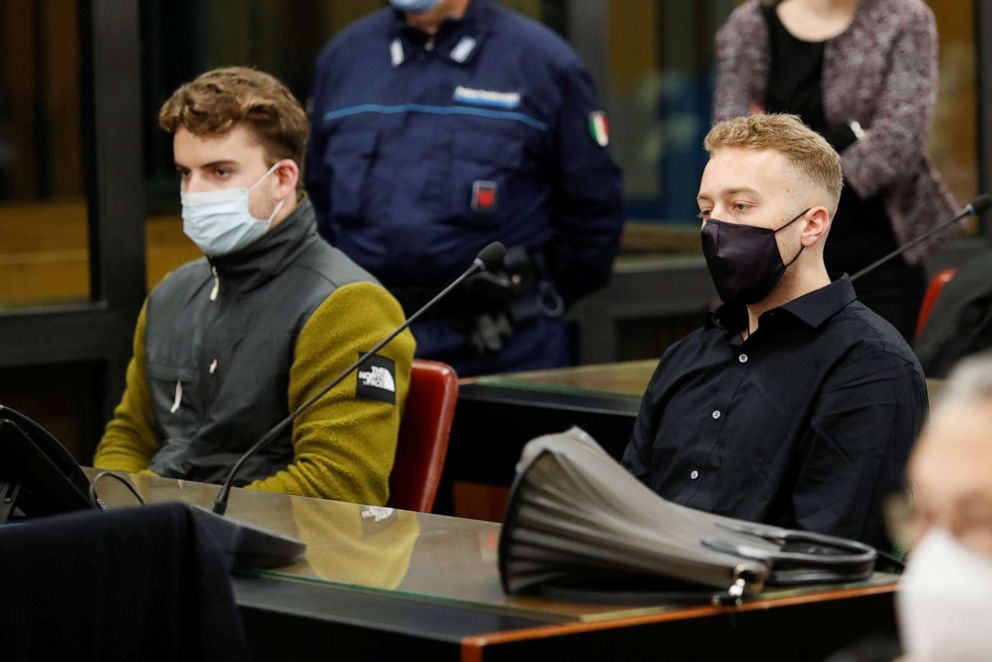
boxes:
[389,0,441,14]
[181,162,286,257]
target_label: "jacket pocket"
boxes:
[324,130,378,224]
[447,131,526,229]
[146,362,200,441]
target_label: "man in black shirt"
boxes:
[621,114,926,549]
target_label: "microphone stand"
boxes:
[851,195,991,281]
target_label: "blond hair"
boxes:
[159,67,308,189]
[704,114,842,212]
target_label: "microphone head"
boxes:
[968,194,992,216]
[474,242,506,272]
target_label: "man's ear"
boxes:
[801,206,831,246]
[273,159,300,198]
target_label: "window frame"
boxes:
[0,0,146,419]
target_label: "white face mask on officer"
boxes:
[897,527,992,661]
[181,161,286,257]
[389,0,441,13]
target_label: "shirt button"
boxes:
[690,470,700,480]
[739,354,748,364]
[711,410,721,420]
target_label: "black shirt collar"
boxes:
[708,275,857,334]
[208,195,317,294]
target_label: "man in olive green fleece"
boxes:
[94,67,415,506]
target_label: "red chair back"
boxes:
[387,360,458,512]
[915,268,957,338]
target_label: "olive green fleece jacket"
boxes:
[94,285,414,505]
[94,201,414,506]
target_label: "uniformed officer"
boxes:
[307,0,624,376]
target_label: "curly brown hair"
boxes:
[159,67,308,188]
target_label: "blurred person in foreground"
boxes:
[94,67,414,505]
[898,352,992,661]
[622,114,926,550]
[307,0,624,376]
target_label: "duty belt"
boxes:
[387,245,564,356]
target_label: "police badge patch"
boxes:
[471,180,498,212]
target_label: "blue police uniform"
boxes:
[307,0,624,375]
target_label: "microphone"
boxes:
[851,194,992,281]
[212,241,507,515]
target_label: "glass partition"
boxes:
[928,0,978,230]
[0,0,91,307]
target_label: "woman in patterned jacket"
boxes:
[713,0,958,341]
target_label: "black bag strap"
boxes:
[700,522,876,585]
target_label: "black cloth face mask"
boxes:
[700,208,810,305]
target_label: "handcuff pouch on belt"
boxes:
[390,245,564,357]
[462,245,564,356]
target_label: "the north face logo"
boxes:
[358,365,395,393]
[355,354,396,404]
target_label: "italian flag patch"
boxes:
[588,111,609,147]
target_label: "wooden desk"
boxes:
[91,472,899,661]
[469,360,656,396]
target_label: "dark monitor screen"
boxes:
[0,405,96,522]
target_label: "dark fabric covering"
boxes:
[622,277,927,550]
[915,252,992,377]
[0,502,246,661]
[762,4,828,131]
